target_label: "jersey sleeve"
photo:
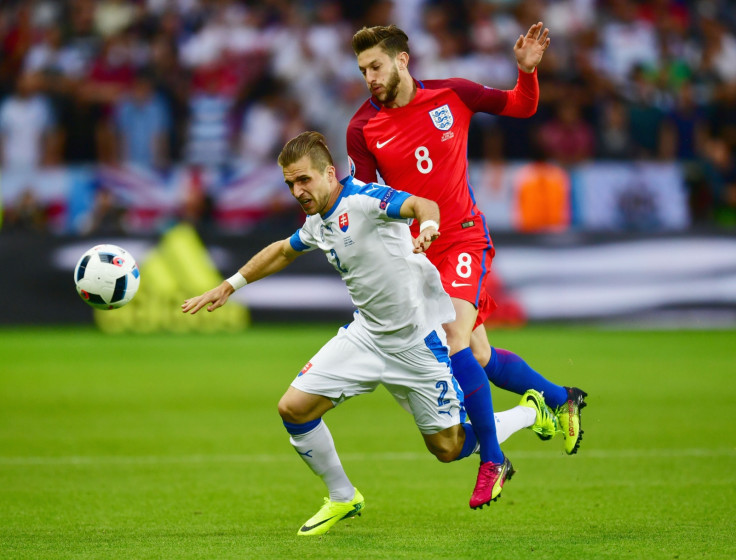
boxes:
[346,107,379,183]
[289,223,318,253]
[432,69,539,118]
[498,68,539,118]
[358,183,412,221]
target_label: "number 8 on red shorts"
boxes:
[431,241,498,328]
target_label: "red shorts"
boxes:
[426,221,498,328]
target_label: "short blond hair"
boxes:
[277,131,334,172]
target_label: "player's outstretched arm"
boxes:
[399,195,441,254]
[181,281,234,315]
[514,21,550,73]
[182,238,300,314]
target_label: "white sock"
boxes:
[289,420,355,502]
[494,406,535,444]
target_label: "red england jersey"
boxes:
[347,70,539,252]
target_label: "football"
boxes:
[73,244,140,310]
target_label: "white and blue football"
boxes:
[74,244,140,310]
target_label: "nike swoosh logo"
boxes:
[376,136,397,149]
[300,515,339,533]
[451,281,472,287]
[299,502,362,533]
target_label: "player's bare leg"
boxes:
[422,424,468,462]
[469,323,492,366]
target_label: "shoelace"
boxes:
[477,461,502,482]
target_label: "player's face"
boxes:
[357,47,401,104]
[283,156,334,216]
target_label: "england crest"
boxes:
[338,212,349,232]
[428,104,454,131]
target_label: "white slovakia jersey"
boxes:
[290,176,455,351]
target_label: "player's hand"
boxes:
[514,22,550,73]
[181,282,234,314]
[413,227,439,254]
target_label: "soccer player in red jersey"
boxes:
[347,23,588,508]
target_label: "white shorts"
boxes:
[291,321,464,434]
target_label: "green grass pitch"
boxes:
[1,325,735,559]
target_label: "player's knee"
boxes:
[470,343,491,367]
[470,328,491,366]
[424,433,461,463]
[277,396,308,424]
[432,448,457,463]
[445,329,472,357]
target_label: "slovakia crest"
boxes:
[429,104,454,131]
[338,212,349,232]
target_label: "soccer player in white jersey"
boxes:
[182,131,558,536]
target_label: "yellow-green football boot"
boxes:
[297,488,365,536]
[555,387,588,454]
[519,389,560,440]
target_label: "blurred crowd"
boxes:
[1,0,736,232]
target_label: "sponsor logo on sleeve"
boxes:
[379,188,395,210]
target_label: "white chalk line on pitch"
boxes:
[0,448,734,466]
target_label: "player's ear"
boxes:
[397,52,409,71]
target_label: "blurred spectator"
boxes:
[537,99,595,166]
[85,32,138,108]
[82,32,139,163]
[238,78,289,163]
[113,71,171,168]
[699,15,736,85]
[24,26,86,79]
[82,187,127,234]
[0,4,34,82]
[513,159,571,232]
[185,68,234,168]
[63,0,102,77]
[2,188,47,232]
[304,1,353,79]
[625,64,667,159]
[595,96,635,160]
[600,0,659,85]
[94,0,139,38]
[0,72,60,169]
[147,32,190,162]
[660,80,707,161]
[709,82,736,153]
[701,137,736,225]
